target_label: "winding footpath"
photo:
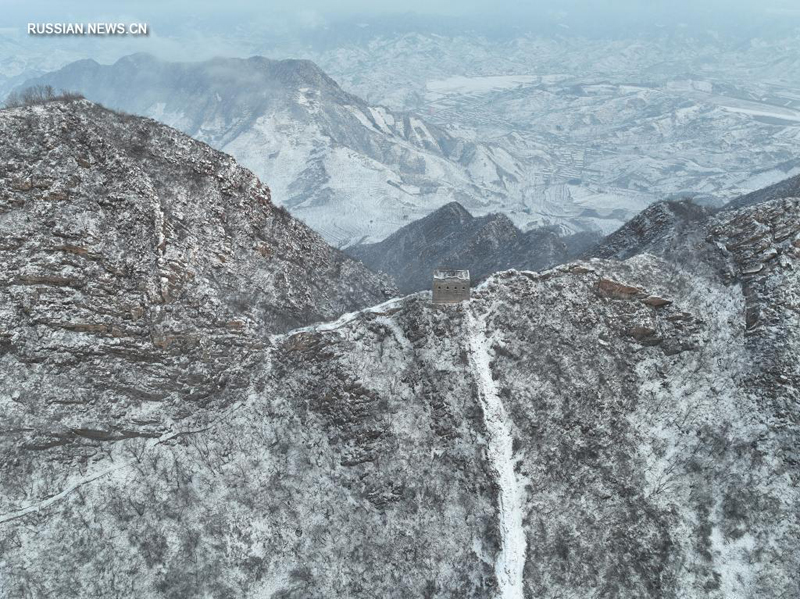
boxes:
[466,310,527,599]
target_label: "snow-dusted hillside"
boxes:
[0,98,392,449]
[2,125,798,599]
[17,54,528,247]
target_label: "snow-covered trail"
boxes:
[270,295,411,343]
[1,298,414,526]
[465,310,527,599]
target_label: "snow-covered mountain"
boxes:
[306,30,800,229]
[347,201,599,292]
[11,27,800,243]
[2,98,798,596]
[0,98,392,439]
[16,53,530,247]
[588,199,713,261]
[2,184,797,596]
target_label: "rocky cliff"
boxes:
[0,98,391,471]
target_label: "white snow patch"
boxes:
[465,310,526,599]
[374,314,412,350]
[368,106,395,133]
[347,105,378,131]
[709,520,757,598]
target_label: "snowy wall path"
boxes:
[270,296,408,342]
[465,310,527,599]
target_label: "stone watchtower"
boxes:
[432,269,470,304]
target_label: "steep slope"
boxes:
[0,98,392,449]
[347,201,598,292]
[588,199,713,261]
[588,194,800,492]
[1,189,797,597]
[724,172,800,211]
[17,54,525,247]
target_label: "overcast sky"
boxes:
[4,0,800,21]
[2,0,799,49]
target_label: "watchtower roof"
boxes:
[433,269,470,281]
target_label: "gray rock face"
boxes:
[0,99,392,457]
[706,199,800,474]
[587,198,712,261]
[347,201,599,293]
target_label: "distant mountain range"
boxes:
[345,170,800,292]
[7,29,800,248]
[15,53,533,247]
[346,201,599,292]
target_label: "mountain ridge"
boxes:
[3,192,798,594]
[1,95,799,598]
[0,98,392,448]
[347,200,600,292]
[14,53,530,247]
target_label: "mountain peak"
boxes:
[113,52,158,67]
[589,198,711,260]
[10,54,510,247]
[436,201,474,221]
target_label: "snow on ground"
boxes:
[0,402,247,525]
[465,310,526,599]
[426,75,538,100]
[271,295,409,341]
[684,90,800,123]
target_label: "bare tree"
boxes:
[3,85,84,109]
